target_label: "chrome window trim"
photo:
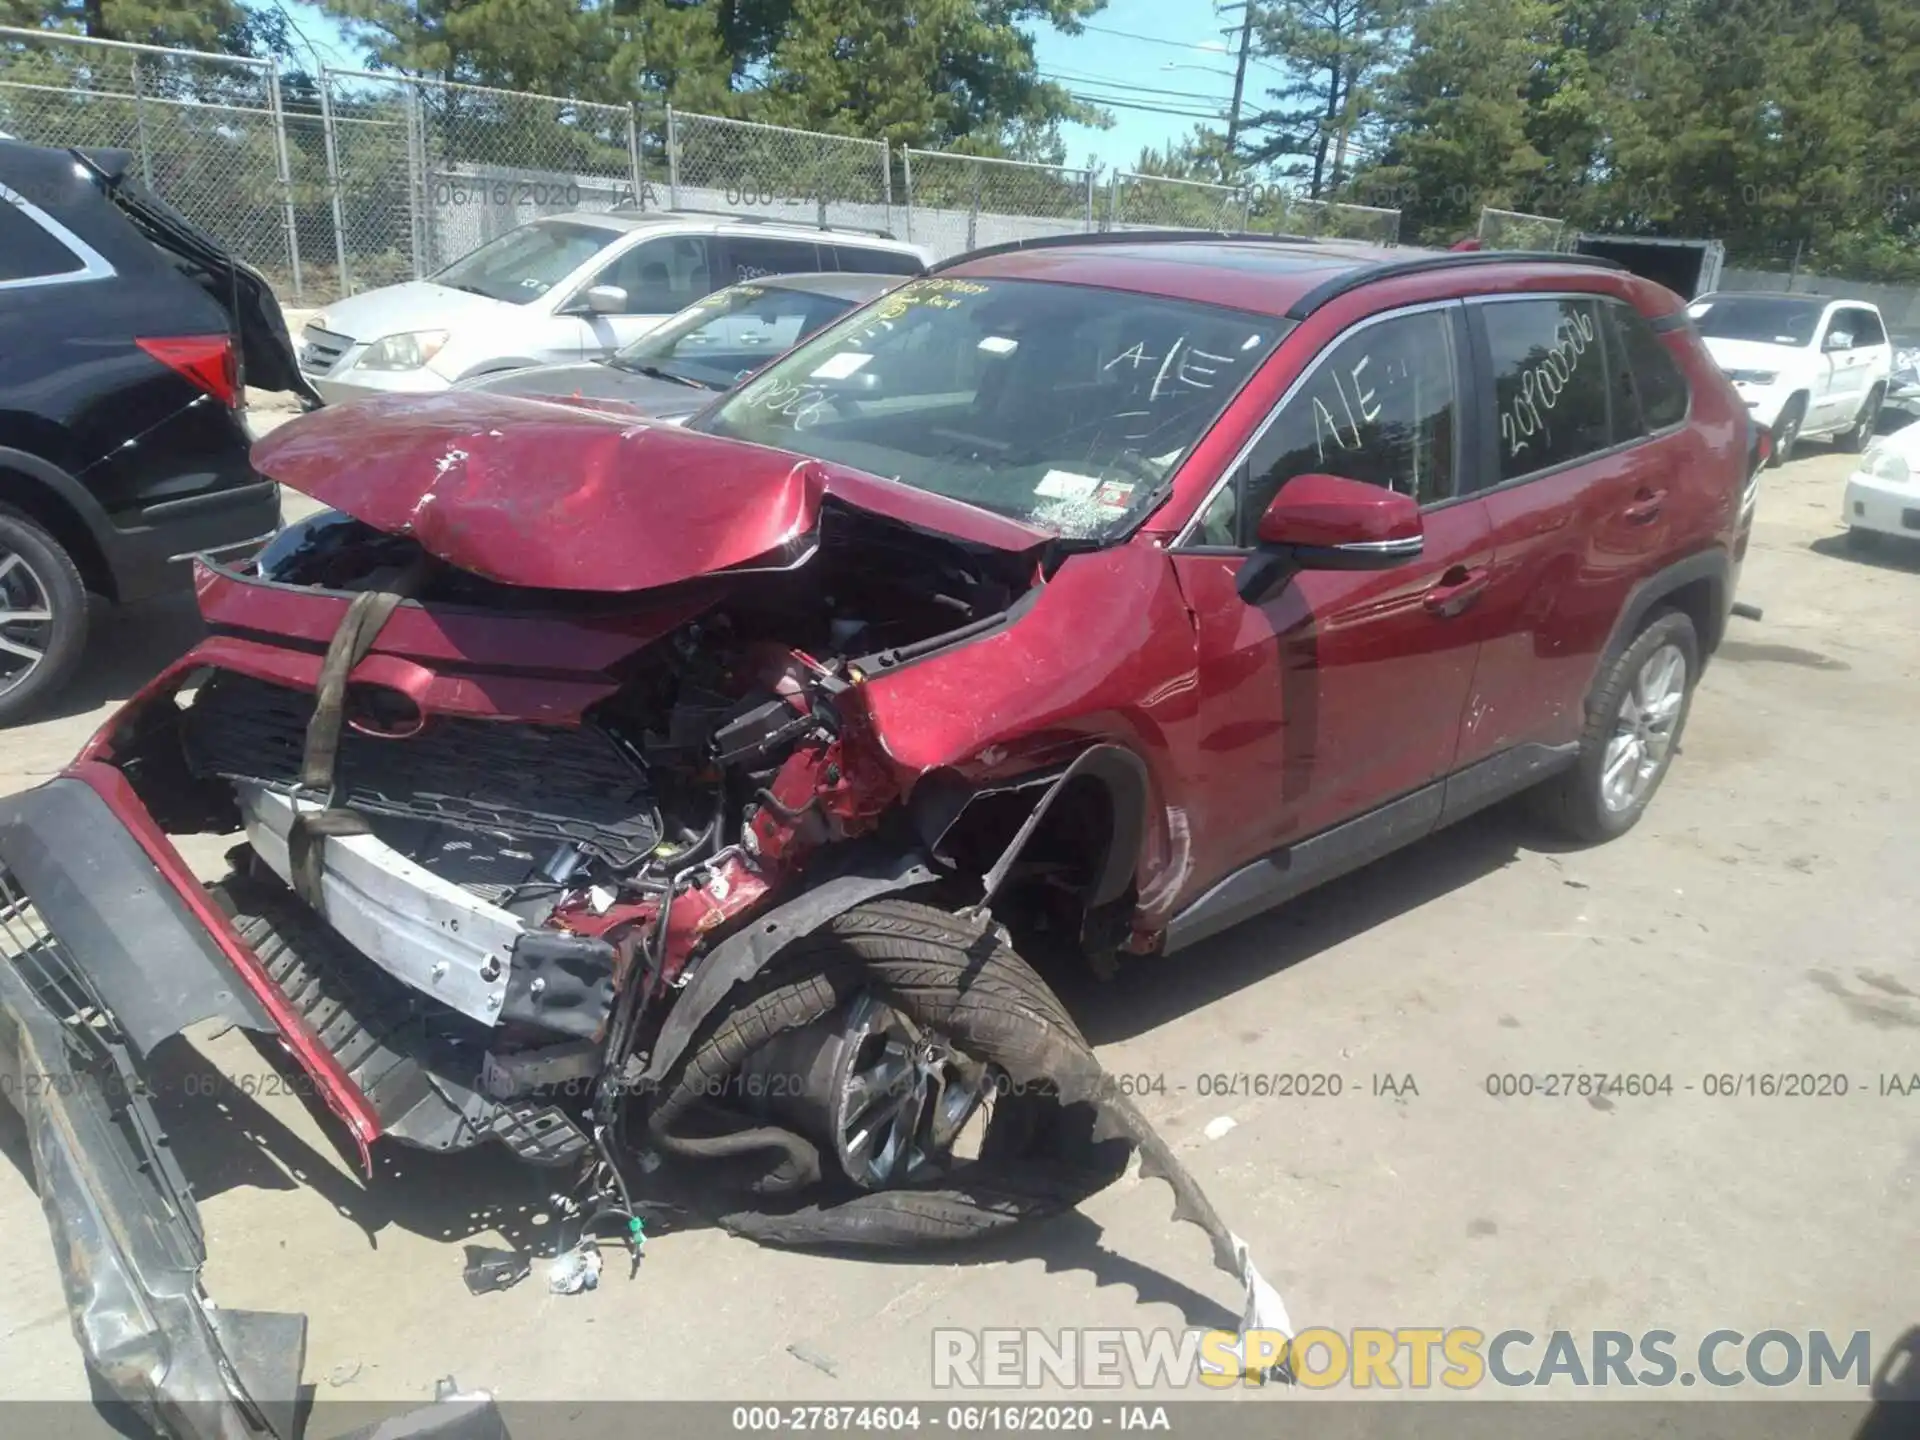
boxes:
[1172,297,1464,549]
[0,181,117,290]
[1331,535,1424,556]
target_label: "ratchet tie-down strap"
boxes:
[286,568,424,908]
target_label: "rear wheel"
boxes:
[1839,385,1885,453]
[1767,396,1806,467]
[0,507,88,726]
[1533,610,1699,844]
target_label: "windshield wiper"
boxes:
[620,363,721,391]
[439,281,491,297]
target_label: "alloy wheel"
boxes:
[0,548,55,700]
[1600,642,1687,814]
[829,992,993,1188]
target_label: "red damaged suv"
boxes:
[0,235,1757,1425]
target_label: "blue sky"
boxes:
[1031,0,1266,172]
[279,0,1255,174]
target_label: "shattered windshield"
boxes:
[692,277,1286,539]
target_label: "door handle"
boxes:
[1622,488,1667,525]
[1423,564,1490,618]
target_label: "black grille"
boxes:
[183,672,661,867]
[298,325,353,375]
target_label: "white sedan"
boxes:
[1843,414,1920,547]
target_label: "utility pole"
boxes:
[1223,2,1257,150]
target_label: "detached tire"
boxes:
[650,898,1131,1249]
[0,505,88,727]
[1533,609,1699,845]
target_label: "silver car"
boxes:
[461,271,905,420]
[296,211,928,404]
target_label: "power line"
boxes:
[1040,67,1231,102]
[1079,20,1231,53]
[1066,91,1233,121]
[1075,15,1289,75]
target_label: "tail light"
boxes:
[136,334,240,409]
[1748,421,1772,476]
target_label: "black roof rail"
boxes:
[1284,250,1626,320]
[929,228,1322,272]
[606,205,907,242]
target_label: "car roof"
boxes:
[935,234,1636,321]
[538,208,920,252]
[739,271,905,301]
[1699,290,1833,304]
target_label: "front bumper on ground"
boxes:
[1844,470,1920,539]
[0,777,304,1439]
[0,775,528,1439]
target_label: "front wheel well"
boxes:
[912,750,1149,975]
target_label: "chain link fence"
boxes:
[1278,197,1402,244]
[3,30,1415,309]
[411,74,637,274]
[0,25,300,296]
[667,111,892,237]
[1477,205,1569,251]
[1107,171,1252,232]
[902,149,1096,259]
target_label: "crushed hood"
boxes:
[250,393,1052,592]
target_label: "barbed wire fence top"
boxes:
[0,25,299,296]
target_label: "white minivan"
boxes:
[1688,291,1893,463]
[296,211,929,404]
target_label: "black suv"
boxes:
[0,140,317,723]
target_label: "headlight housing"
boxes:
[1860,446,1911,486]
[356,330,450,371]
[1725,368,1778,385]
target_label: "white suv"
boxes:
[296,211,929,404]
[1688,292,1892,463]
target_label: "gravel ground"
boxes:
[1,429,1916,1421]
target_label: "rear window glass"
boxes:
[1608,302,1690,433]
[0,201,85,282]
[1482,297,1613,481]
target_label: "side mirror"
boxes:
[1235,473,1424,604]
[577,283,628,316]
[1825,330,1854,352]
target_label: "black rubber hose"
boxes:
[642,901,1132,1245]
[661,789,726,877]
